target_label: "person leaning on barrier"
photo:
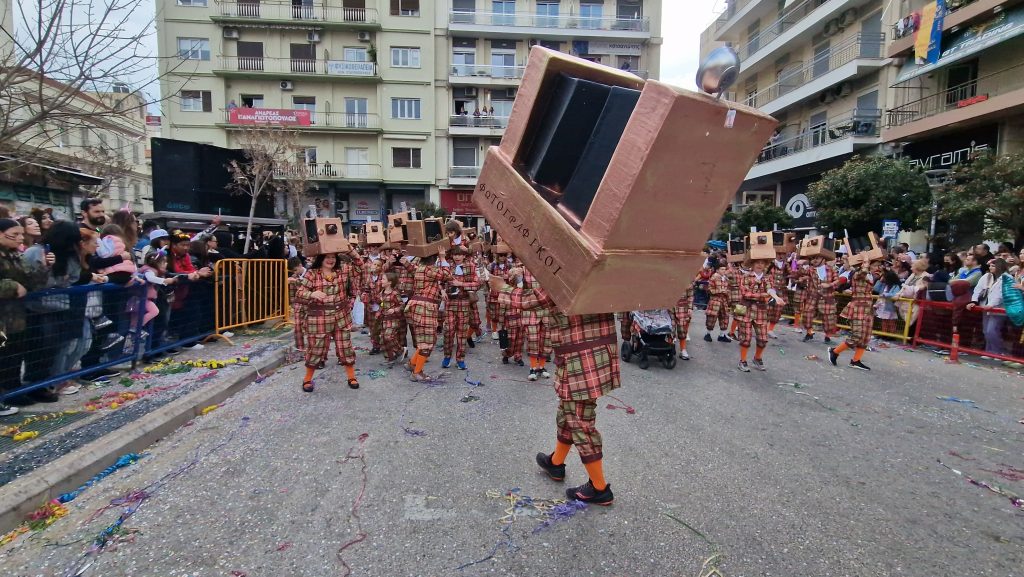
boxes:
[0,218,54,415]
[968,258,1011,356]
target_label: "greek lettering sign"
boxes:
[326,60,376,76]
[228,108,311,126]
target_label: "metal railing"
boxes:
[449,10,650,32]
[744,33,885,110]
[275,162,381,180]
[737,0,833,60]
[449,166,481,179]
[449,115,510,129]
[756,108,882,165]
[220,109,380,129]
[216,56,377,77]
[715,0,758,31]
[887,62,1024,128]
[891,0,978,40]
[449,63,526,80]
[212,259,288,343]
[214,1,379,24]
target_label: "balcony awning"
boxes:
[893,4,1024,85]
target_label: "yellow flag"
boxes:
[915,2,937,62]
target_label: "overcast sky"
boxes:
[133,0,720,110]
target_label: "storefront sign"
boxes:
[571,40,642,56]
[780,176,820,230]
[440,189,479,215]
[882,220,900,239]
[326,60,376,76]
[901,123,997,170]
[956,94,989,108]
[228,108,311,126]
[145,115,162,126]
[349,192,382,220]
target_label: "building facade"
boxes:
[705,0,1024,234]
[156,0,662,229]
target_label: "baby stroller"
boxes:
[621,309,677,370]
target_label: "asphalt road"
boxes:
[1,317,1022,577]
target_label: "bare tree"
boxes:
[0,0,191,163]
[226,128,300,254]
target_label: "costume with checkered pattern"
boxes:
[767,261,788,324]
[841,269,875,348]
[390,260,414,349]
[487,261,511,329]
[787,265,804,316]
[296,266,359,368]
[507,285,620,464]
[727,268,743,305]
[402,261,452,351]
[289,271,305,350]
[737,271,772,348]
[704,273,730,331]
[523,269,553,359]
[442,262,481,361]
[674,286,694,341]
[468,256,485,331]
[360,260,383,349]
[379,287,405,361]
[503,299,525,362]
[800,264,838,335]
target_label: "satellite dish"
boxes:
[696,46,741,100]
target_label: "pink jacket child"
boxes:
[97,233,138,277]
[137,252,177,326]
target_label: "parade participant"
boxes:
[287,257,306,351]
[800,255,838,343]
[500,281,619,505]
[703,264,732,342]
[736,258,774,372]
[726,263,744,340]
[501,266,526,365]
[387,248,415,351]
[403,248,452,381]
[360,258,384,355]
[487,252,511,340]
[445,220,465,247]
[829,260,878,370]
[788,256,806,331]
[467,248,486,345]
[523,267,553,381]
[378,271,407,364]
[295,249,363,392]
[766,255,788,339]
[441,246,481,370]
[674,275,697,360]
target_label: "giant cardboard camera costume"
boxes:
[473,47,777,314]
[302,217,351,257]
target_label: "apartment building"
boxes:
[704,0,1024,233]
[156,0,661,228]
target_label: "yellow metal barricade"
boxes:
[211,259,288,343]
[778,290,916,343]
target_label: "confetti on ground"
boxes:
[664,513,726,577]
[367,369,388,379]
[275,542,293,552]
[936,396,996,413]
[805,355,819,361]
[605,394,636,415]
[938,460,1023,509]
[948,450,977,461]
[460,395,480,403]
[980,467,1024,482]
[777,381,807,389]
[335,433,370,577]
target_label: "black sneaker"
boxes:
[92,316,113,331]
[99,334,125,352]
[850,360,871,371]
[467,337,475,349]
[535,452,565,482]
[828,347,839,366]
[515,359,525,367]
[368,348,381,356]
[30,388,60,403]
[704,333,713,342]
[802,334,814,342]
[565,480,614,506]
[90,368,122,382]
[502,356,509,364]
[717,335,732,343]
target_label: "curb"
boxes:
[0,348,287,534]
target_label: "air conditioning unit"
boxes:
[464,87,478,97]
[819,90,835,104]
[223,27,240,39]
[307,31,321,43]
[505,87,517,99]
[280,80,294,91]
[839,7,859,28]
[835,82,853,98]
[357,31,371,42]
[823,18,840,36]
[336,201,349,212]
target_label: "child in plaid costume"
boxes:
[288,259,306,351]
[703,265,732,342]
[726,265,743,338]
[830,262,878,370]
[674,280,695,360]
[799,256,839,342]
[787,258,805,329]
[295,251,363,391]
[501,266,526,365]
[441,247,481,369]
[523,268,554,381]
[467,250,485,340]
[402,250,452,381]
[736,260,774,372]
[379,271,406,363]
[487,254,511,339]
[360,258,384,355]
[766,257,788,338]
[501,283,619,506]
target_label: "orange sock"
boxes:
[530,357,538,369]
[769,322,776,332]
[679,337,687,349]
[794,314,802,325]
[853,348,865,362]
[409,350,421,369]
[740,346,749,362]
[538,356,547,368]
[729,319,737,334]
[833,342,849,354]
[754,345,765,360]
[345,365,356,380]
[413,352,428,373]
[583,459,608,491]
[304,366,315,382]
[551,441,571,466]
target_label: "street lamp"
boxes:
[924,168,952,254]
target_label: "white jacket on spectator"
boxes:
[972,272,1005,308]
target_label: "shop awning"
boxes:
[893,4,1024,84]
[0,155,104,185]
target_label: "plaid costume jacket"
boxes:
[379,288,404,320]
[507,287,620,401]
[522,269,551,325]
[359,260,383,304]
[727,269,743,303]
[769,262,787,292]
[443,262,481,300]
[842,269,875,321]
[295,268,358,330]
[404,261,452,302]
[708,274,729,297]
[803,265,839,297]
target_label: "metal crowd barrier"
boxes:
[776,290,917,343]
[211,259,288,342]
[913,300,1023,364]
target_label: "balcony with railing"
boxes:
[276,162,381,181]
[218,109,381,132]
[213,56,379,81]
[211,1,381,28]
[885,62,1024,141]
[449,165,481,185]
[714,0,772,39]
[742,33,886,115]
[448,10,650,38]
[449,114,510,135]
[746,108,881,180]
[887,0,1002,57]
[449,63,526,85]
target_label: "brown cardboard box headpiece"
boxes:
[303,217,351,257]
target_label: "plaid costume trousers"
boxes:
[705,295,729,331]
[304,311,356,368]
[504,315,525,361]
[365,309,381,349]
[526,315,552,358]
[292,303,305,350]
[673,307,692,341]
[737,303,770,348]
[406,300,441,352]
[844,301,873,348]
[556,399,603,464]
[443,298,473,360]
[380,317,405,360]
[801,292,838,335]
